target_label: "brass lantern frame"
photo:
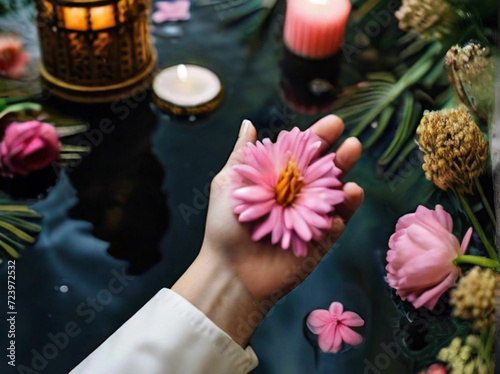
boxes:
[35,0,157,103]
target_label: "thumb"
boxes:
[224,119,257,168]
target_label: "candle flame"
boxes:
[177,64,189,82]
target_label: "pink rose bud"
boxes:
[0,36,30,79]
[386,205,473,310]
[0,121,60,177]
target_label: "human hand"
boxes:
[173,115,363,346]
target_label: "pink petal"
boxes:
[407,269,459,310]
[238,199,275,222]
[294,205,331,230]
[283,207,294,230]
[233,203,251,215]
[329,326,343,353]
[251,206,280,241]
[281,229,291,249]
[233,164,273,188]
[338,324,363,346]
[291,234,308,257]
[303,153,335,184]
[460,227,473,255]
[318,323,337,352]
[295,195,332,214]
[306,177,343,188]
[307,309,332,334]
[328,302,343,316]
[232,185,274,203]
[433,204,453,232]
[339,311,364,327]
[289,207,312,242]
[271,206,284,244]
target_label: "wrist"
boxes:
[172,248,264,347]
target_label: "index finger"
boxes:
[309,115,345,154]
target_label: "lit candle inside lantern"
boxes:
[283,0,351,59]
[152,64,224,116]
[63,4,116,31]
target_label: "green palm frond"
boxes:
[0,199,41,262]
[332,42,443,173]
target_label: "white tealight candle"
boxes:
[152,64,224,116]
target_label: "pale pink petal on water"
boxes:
[329,302,343,316]
[330,327,343,353]
[318,323,337,352]
[338,325,363,346]
[339,311,364,327]
[307,310,332,333]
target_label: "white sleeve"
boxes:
[70,288,259,374]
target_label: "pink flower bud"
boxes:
[386,205,472,310]
[0,121,60,177]
[0,36,29,79]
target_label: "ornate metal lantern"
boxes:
[35,0,156,103]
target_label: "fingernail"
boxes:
[239,119,251,137]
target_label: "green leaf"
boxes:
[378,92,415,165]
[348,42,442,137]
[364,105,396,149]
[0,102,42,121]
[0,214,41,233]
[0,220,36,243]
[0,232,25,249]
[0,240,20,259]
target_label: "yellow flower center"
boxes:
[275,160,303,207]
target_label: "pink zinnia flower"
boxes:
[386,205,472,310]
[232,127,345,257]
[0,121,60,177]
[0,36,29,79]
[307,302,364,353]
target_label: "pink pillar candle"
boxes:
[283,0,351,59]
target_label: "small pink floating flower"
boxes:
[0,121,60,177]
[152,0,191,23]
[426,363,447,374]
[386,205,472,310]
[0,36,29,79]
[307,302,364,353]
[232,127,345,257]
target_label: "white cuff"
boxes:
[71,288,259,374]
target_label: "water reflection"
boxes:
[51,97,171,274]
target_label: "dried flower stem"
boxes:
[453,255,499,271]
[474,178,496,227]
[455,189,498,262]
